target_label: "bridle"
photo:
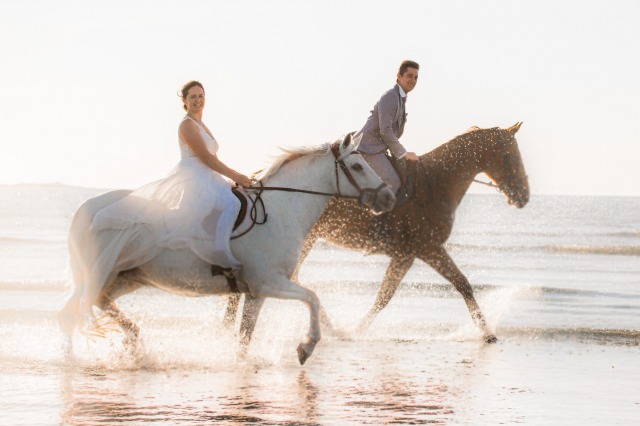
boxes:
[329,143,389,202]
[473,131,528,196]
[231,142,388,239]
[251,143,387,201]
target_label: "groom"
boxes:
[356,60,419,198]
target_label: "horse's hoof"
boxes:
[123,337,144,359]
[222,319,235,330]
[484,334,498,344]
[355,315,375,334]
[237,343,249,361]
[62,337,74,359]
[322,324,337,337]
[297,344,310,365]
[355,324,369,335]
[331,328,352,341]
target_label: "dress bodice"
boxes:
[179,116,219,159]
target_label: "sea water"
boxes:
[0,184,638,425]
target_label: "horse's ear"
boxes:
[352,132,363,148]
[507,121,523,135]
[341,133,353,150]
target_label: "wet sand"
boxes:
[1,293,638,425]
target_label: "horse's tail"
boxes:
[59,198,94,338]
[59,190,133,338]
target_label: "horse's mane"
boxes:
[455,126,500,141]
[439,126,482,147]
[423,126,503,161]
[253,142,333,181]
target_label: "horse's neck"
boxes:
[261,155,334,234]
[422,134,488,205]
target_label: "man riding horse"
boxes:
[357,60,420,203]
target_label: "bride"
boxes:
[85,80,253,295]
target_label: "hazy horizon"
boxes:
[3,181,638,199]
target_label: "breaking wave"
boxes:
[444,243,640,256]
[543,244,640,256]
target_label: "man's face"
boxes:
[397,67,419,94]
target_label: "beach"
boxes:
[1,184,639,425]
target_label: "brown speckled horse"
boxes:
[226,122,529,343]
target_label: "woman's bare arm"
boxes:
[179,120,252,186]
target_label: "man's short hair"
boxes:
[399,60,420,75]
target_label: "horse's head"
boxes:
[333,134,396,214]
[483,122,530,208]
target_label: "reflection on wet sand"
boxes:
[56,342,484,425]
[58,362,325,425]
[3,329,636,425]
[297,370,319,423]
[312,341,487,424]
[342,377,454,423]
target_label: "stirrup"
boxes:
[211,265,240,293]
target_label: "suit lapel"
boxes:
[394,84,405,126]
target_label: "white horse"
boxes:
[59,134,395,364]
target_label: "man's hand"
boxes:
[405,152,418,161]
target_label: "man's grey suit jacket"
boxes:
[356,84,407,159]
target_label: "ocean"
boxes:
[0,184,638,425]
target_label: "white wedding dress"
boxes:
[88,116,242,282]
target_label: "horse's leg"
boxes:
[59,268,118,352]
[236,229,335,336]
[419,248,497,343]
[251,275,322,365]
[292,231,338,335]
[223,293,242,330]
[59,286,83,357]
[237,295,266,358]
[223,231,321,332]
[357,255,415,332]
[96,274,144,349]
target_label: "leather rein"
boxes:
[472,178,501,190]
[230,143,387,240]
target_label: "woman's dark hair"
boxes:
[179,80,205,111]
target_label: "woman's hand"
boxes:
[234,174,253,187]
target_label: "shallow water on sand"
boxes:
[1,317,638,425]
[1,185,639,424]
[1,281,639,425]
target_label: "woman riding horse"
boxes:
[61,113,395,364]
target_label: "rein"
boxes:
[230,181,360,240]
[249,183,361,199]
[230,142,386,240]
[472,178,501,191]
[252,143,377,200]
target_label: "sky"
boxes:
[1,0,639,196]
